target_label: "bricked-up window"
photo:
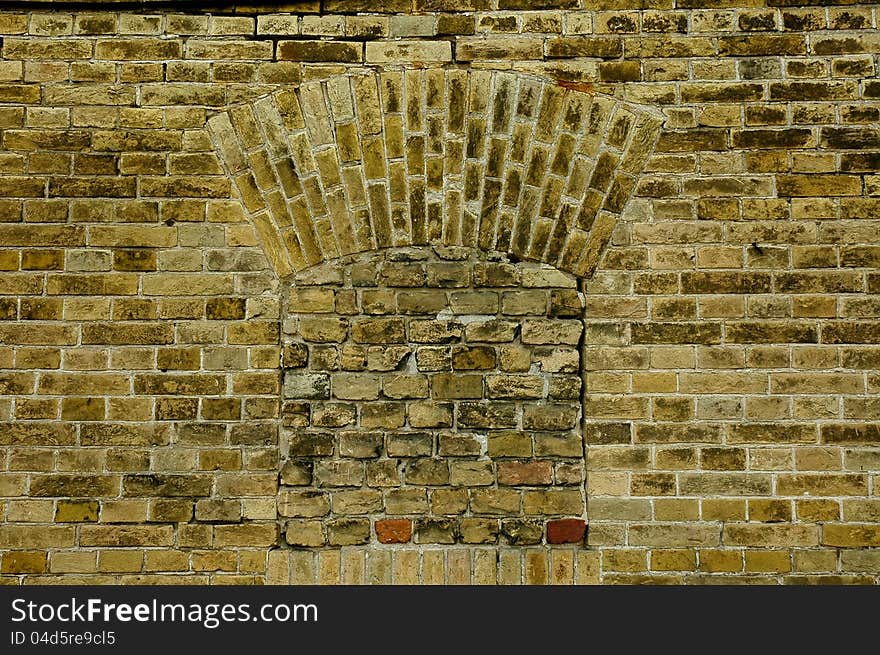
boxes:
[206,68,665,556]
[279,247,587,547]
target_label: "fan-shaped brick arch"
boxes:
[207,67,663,280]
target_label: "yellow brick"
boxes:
[745,550,791,573]
[651,549,697,572]
[700,549,742,573]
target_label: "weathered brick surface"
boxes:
[208,67,661,279]
[0,2,878,586]
[281,248,586,548]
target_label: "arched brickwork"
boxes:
[207,67,663,280]
[206,69,663,557]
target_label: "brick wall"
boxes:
[0,1,879,584]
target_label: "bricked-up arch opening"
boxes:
[207,67,664,281]
[280,247,586,548]
[205,66,664,553]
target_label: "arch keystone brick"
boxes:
[207,67,664,280]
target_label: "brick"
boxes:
[0,226,85,247]
[278,40,362,62]
[547,36,622,58]
[49,177,137,198]
[93,130,181,152]
[283,520,324,548]
[777,175,862,197]
[4,38,92,60]
[0,526,75,549]
[656,129,728,152]
[123,474,212,497]
[471,489,520,516]
[31,475,118,498]
[450,460,493,486]
[499,519,542,546]
[47,273,138,296]
[465,320,518,342]
[723,524,818,548]
[386,432,433,458]
[375,519,412,544]
[822,424,880,445]
[415,518,456,544]
[96,39,182,60]
[1,551,47,574]
[487,374,544,399]
[38,373,129,396]
[409,320,463,343]
[187,40,271,60]
[776,474,866,497]
[82,322,173,345]
[523,489,582,516]
[279,491,330,519]
[134,374,224,396]
[719,35,805,56]
[90,226,177,248]
[522,320,583,345]
[215,524,277,548]
[460,518,499,545]
[523,404,580,431]
[351,318,405,344]
[114,249,156,272]
[288,432,334,457]
[498,461,553,486]
[367,41,451,63]
[546,519,587,544]
[397,290,448,314]
[457,37,543,60]
[327,519,370,546]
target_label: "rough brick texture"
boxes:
[0,2,879,586]
[207,67,662,279]
[280,248,586,549]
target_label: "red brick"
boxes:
[375,519,412,544]
[546,519,586,545]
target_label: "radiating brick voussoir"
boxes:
[208,68,663,280]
